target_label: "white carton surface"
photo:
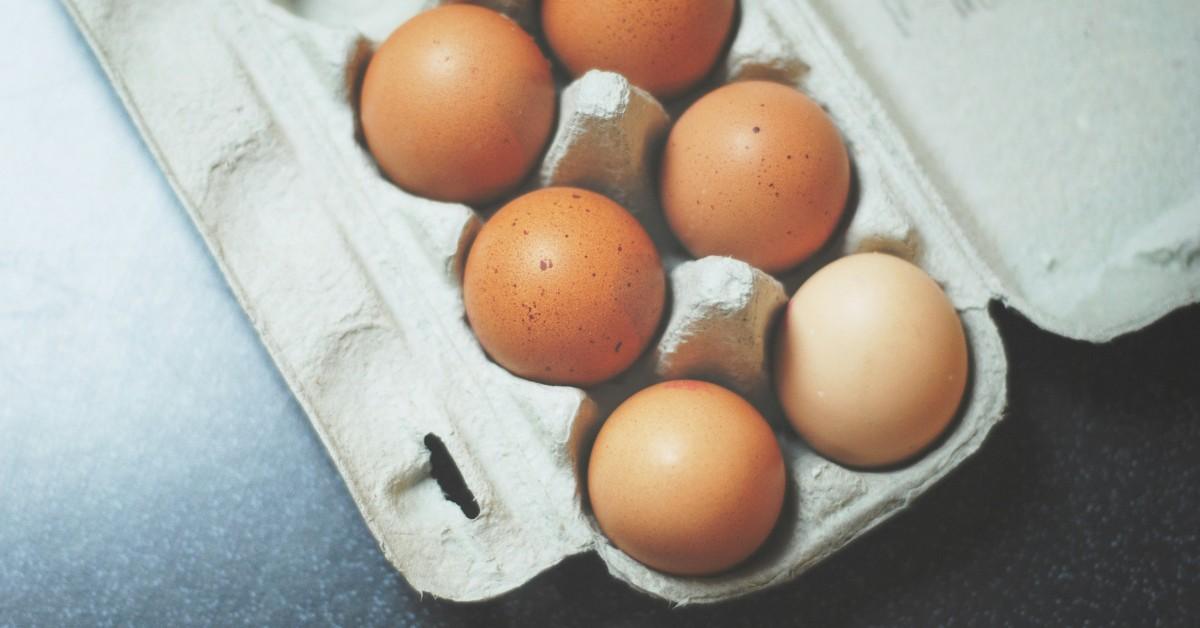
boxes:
[62,0,1197,603]
[814,0,1200,340]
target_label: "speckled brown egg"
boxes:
[360,5,556,205]
[541,0,736,100]
[774,253,969,468]
[660,80,851,273]
[463,187,665,386]
[588,380,786,576]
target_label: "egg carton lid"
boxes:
[806,0,1200,341]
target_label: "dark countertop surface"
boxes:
[2,3,1197,626]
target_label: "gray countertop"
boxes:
[2,2,1197,626]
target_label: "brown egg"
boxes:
[774,253,969,468]
[463,187,665,386]
[660,80,850,273]
[541,0,735,100]
[588,380,786,576]
[360,5,555,205]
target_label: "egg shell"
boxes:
[360,4,555,204]
[541,0,736,100]
[774,253,969,468]
[463,187,665,386]
[588,380,786,576]
[660,80,851,274]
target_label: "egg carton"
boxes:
[63,0,1200,604]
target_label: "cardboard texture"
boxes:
[62,0,1197,603]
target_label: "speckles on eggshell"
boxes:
[659,80,850,273]
[462,187,665,386]
[359,4,555,204]
[541,0,736,100]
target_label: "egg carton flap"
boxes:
[806,0,1200,341]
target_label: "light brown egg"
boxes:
[359,5,555,205]
[463,187,665,386]
[588,380,786,576]
[774,253,969,468]
[660,80,850,273]
[541,0,735,100]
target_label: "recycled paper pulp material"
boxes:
[812,0,1200,340]
[62,0,1197,603]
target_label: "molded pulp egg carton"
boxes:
[64,0,1200,603]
